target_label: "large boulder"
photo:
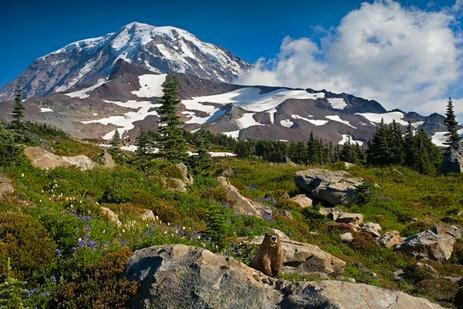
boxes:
[161,177,188,192]
[294,169,364,206]
[241,229,346,276]
[100,206,122,227]
[395,229,456,261]
[441,142,463,174]
[289,194,313,208]
[24,146,97,171]
[0,176,14,200]
[377,230,402,248]
[217,176,272,220]
[126,244,443,308]
[174,163,194,186]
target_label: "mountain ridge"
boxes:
[0,21,250,101]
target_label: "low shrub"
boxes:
[132,191,181,224]
[51,249,139,308]
[0,212,56,279]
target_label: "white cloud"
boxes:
[238,0,461,116]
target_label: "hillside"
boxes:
[0,124,462,307]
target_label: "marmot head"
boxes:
[264,232,280,247]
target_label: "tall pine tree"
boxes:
[9,83,25,133]
[157,75,188,163]
[444,97,461,149]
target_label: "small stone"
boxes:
[340,232,354,243]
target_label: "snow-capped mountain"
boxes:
[0,22,249,101]
[0,60,452,147]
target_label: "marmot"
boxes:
[251,232,284,277]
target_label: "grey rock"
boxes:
[340,232,354,243]
[241,229,346,276]
[295,169,364,206]
[174,163,193,186]
[0,176,14,200]
[395,230,456,261]
[377,230,402,249]
[289,194,313,208]
[217,176,272,220]
[441,142,463,174]
[24,146,97,171]
[126,244,443,308]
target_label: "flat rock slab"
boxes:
[295,169,364,206]
[126,244,443,309]
[24,146,97,171]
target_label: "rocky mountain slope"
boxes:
[0,22,457,146]
[0,22,249,101]
[0,59,452,147]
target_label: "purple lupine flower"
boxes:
[88,240,96,249]
[50,275,57,284]
[54,248,62,257]
[121,239,127,246]
[85,224,91,231]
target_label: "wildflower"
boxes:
[54,248,62,257]
[88,240,96,249]
[121,239,127,246]
[50,275,57,284]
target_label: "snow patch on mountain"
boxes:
[325,115,356,129]
[280,119,294,128]
[40,107,53,113]
[338,134,364,146]
[65,78,107,99]
[236,113,262,129]
[81,99,160,140]
[327,98,347,110]
[432,129,463,147]
[291,114,328,126]
[356,111,408,126]
[132,74,166,98]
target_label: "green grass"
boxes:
[0,131,462,307]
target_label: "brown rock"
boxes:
[0,176,14,200]
[100,206,122,227]
[217,176,272,220]
[24,146,97,171]
[377,230,402,248]
[289,194,313,208]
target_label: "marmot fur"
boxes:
[251,232,284,277]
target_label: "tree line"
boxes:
[4,76,461,176]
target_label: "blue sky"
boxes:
[1,0,462,116]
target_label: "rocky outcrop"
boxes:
[217,176,272,220]
[289,194,313,208]
[161,177,188,192]
[161,163,194,192]
[101,151,116,168]
[126,244,443,308]
[0,176,14,200]
[395,226,459,261]
[294,169,364,206]
[241,229,345,276]
[100,206,122,227]
[24,147,97,171]
[377,230,402,248]
[441,142,463,174]
[174,163,194,186]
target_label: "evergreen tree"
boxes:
[444,97,461,149]
[9,83,25,133]
[236,140,253,158]
[367,119,404,166]
[404,122,415,167]
[110,129,123,162]
[307,131,320,164]
[411,129,443,175]
[135,130,149,157]
[189,129,212,174]
[0,258,26,308]
[157,75,188,163]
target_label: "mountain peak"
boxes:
[0,22,249,100]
